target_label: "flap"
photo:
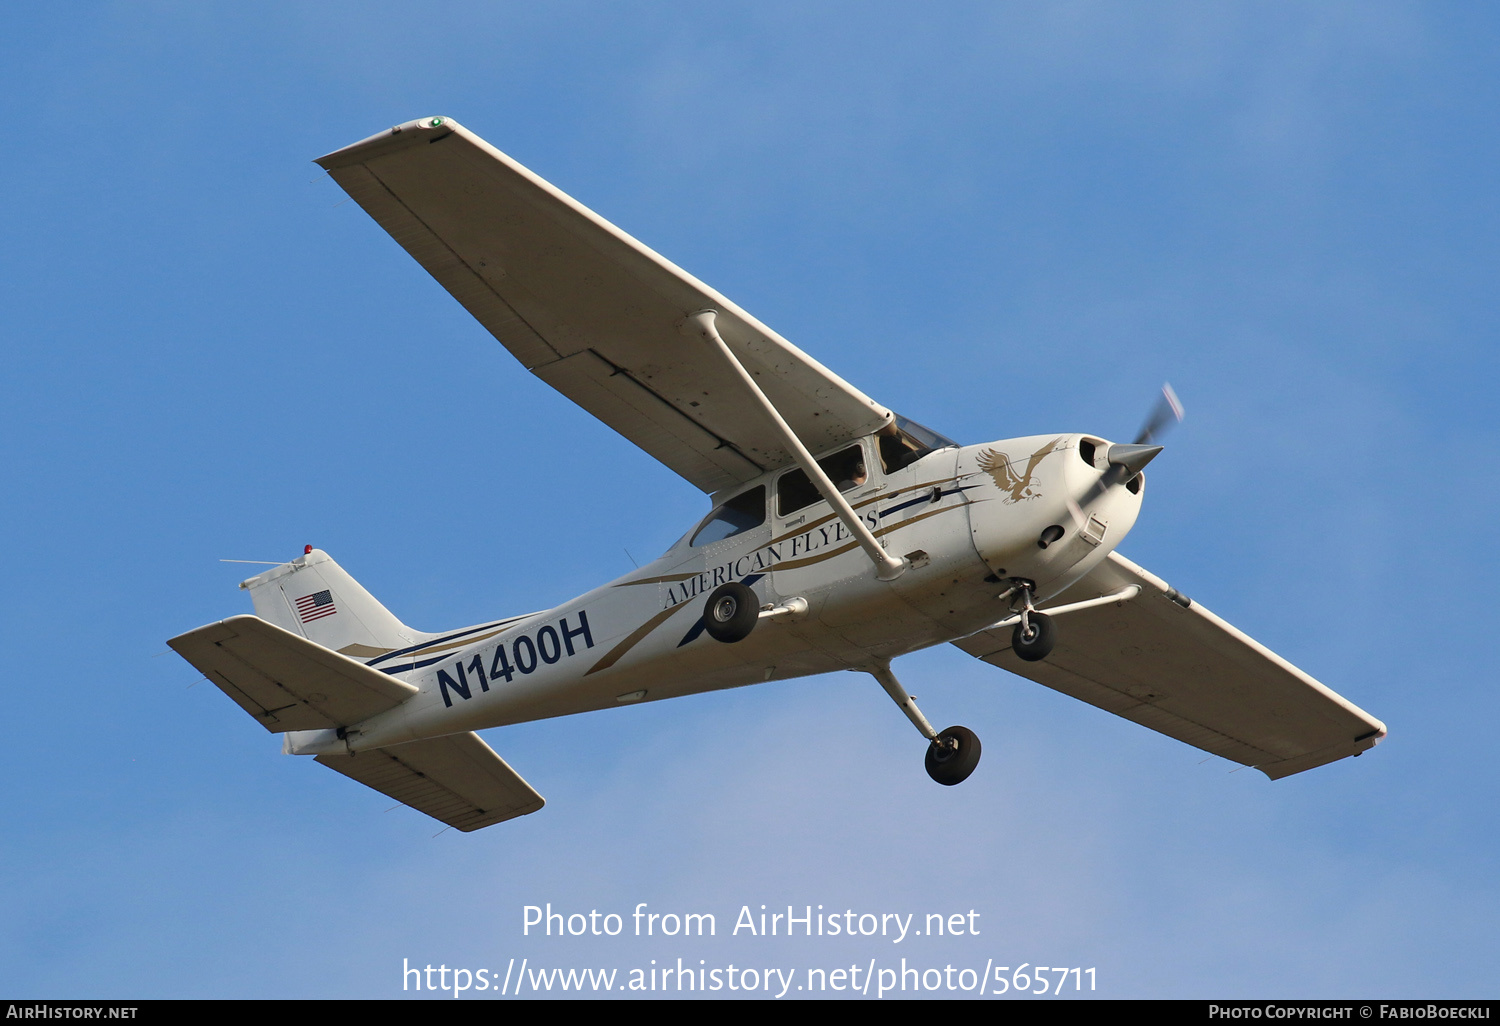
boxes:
[953,552,1386,778]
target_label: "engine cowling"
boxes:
[959,433,1144,601]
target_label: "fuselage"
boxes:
[297,432,1145,755]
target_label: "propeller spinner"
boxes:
[1070,383,1185,519]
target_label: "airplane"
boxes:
[169,116,1386,833]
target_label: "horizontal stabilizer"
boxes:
[169,615,418,732]
[953,552,1386,779]
[316,732,544,832]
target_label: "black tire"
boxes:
[1012,611,1055,662]
[703,582,758,643]
[925,725,981,786]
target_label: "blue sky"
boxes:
[2,1,1496,999]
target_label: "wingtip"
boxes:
[314,116,459,169]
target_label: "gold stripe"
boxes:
[771,540,861,572]
[612,572,698,588]
[338,643,394,658]
[768,475,959,543]
[584,604,688,676]
[614,475,965,584]
[590,491,970,669]
[767,500,969,572]
[717,504,972,576]
[875,500,967,539]
[408,626,510,657]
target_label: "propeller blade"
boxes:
[1073,386,1184,512]
[1133,382,1184,445]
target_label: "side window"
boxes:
[690,486,766,547]
[777,445,868,517]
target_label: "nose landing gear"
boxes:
[985,579,1142,663]
[1003,582,1056,662]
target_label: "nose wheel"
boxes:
[1012,611,1055,662]
[998,581,1057,662]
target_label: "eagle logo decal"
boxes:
[977,437,1063,503]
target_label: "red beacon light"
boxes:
[304,545,314,555]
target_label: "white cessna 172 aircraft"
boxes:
[170,116,1386,833]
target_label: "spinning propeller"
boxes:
[1133,382,1185,446]
[1068,383,1185,521]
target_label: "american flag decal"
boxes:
[296,590,337,624]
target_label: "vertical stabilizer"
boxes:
[239,549,418,659]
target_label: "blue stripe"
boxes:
[365,616,529,667]
[376,653,454,675]
[879,485,975,518]
[678,618,708,648]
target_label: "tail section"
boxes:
[174,548,549,831]
[239,548,417,659]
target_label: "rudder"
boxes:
[240,548,417,659]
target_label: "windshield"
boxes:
[878,415,958,473]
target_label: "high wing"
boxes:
[316,732,544,833]
[953,552,1386,779]
[315,116,892,495]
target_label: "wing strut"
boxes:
[689,310,907,581]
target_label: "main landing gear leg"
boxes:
[868,661,981,786]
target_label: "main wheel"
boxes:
[703,581,758,643]
[1012,611,1055,662]
[925,725,981,786]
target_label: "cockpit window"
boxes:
[690,486,766,547]
[777,445,867,517]
[878,415,959,474]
